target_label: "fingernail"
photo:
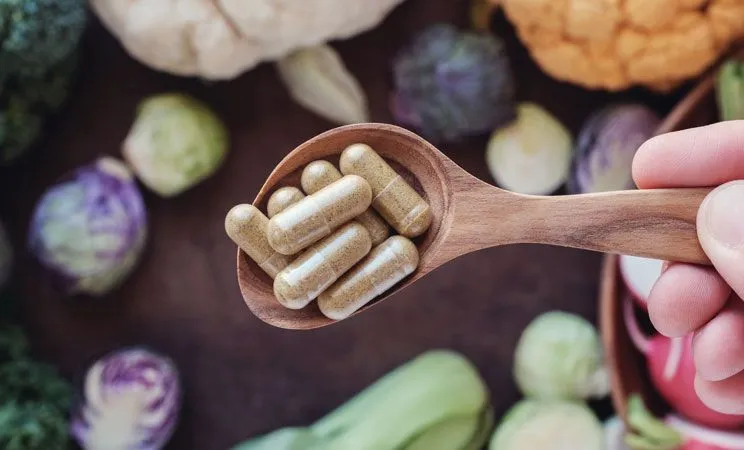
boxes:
[703,182,744,249]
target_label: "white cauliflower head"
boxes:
[90,0,407,80]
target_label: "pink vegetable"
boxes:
[623,296,744,430]
[667,414,744,449]
[619,254,664,309]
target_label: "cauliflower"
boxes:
[492,0,744,91]
[88,0,407,80]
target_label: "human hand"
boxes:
[632,120,744,414]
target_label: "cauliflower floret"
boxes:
[89,0,406,80]
[495,0,744,91]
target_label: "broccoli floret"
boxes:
[0,325,74,450]
[0,0,87,76]
[0,402,70,450]
[0,359,72,411]
[0,324,29,362]
[0,50,79,163]
[0,0,86,164]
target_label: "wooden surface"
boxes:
[0,1,693,449]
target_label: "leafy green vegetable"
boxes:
[0,51,80,163]
[716,59,744,122]
[0,320,73,449]
[0,359,72,411]
[0,0,87,75]
[624,394,682,450]
[0,402,70,450]
[231,428,323,450]
[0,324,28,361]
[0,0,86,163]
[230,350,493,450]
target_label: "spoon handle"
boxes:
[515,187,713,264]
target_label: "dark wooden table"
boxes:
[0,1,689,448]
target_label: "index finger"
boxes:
[632,120,744,189]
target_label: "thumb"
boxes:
[698,180,744,298]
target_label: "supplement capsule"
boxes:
[318,235,419,320]
[339,143,432,238]
[273,222,372,309]
[224,204,292,278]
[267,174,372,255]
[301,160,390,245]
[267,186,305,218]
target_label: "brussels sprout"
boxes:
[568,104,660,194]
[485,102,573,195]
[122,93,229,197]
[391,23,516,143]
[513,311,609,401]
[489,399,603,450]
[70,347,181,450]
[0,221,11,290]
[27,157,147,297]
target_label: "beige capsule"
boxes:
[267,174,372,255]
[267,186,305,218]
[224,204,292,278]
[301,160,390,245]
[318,235,419,320]
[339,143,432,238]
[273,222,372,309]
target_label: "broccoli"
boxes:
[0,52,79,162]
[0,323,74,450]
[0,324,28,361]
[0,0,87,164]
[0,402,70,450]
[0,0,87,76]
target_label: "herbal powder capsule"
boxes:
[318,235,419,320]
[267,174,372,255]
[267,186,306,218]
[301,160,390,245]
[339,143,432,238]
[273,222,372,309]
[225,204,292,279]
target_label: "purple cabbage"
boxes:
[568,104,661,194]
[70,347,181,450]
[27,157,147,296]
[391,23,516,143]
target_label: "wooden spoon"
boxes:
[236,123,712,330]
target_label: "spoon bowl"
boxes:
[236,123,713,330]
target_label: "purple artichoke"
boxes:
[391,23,516,143]
[70,347,181,450]
[568,104,661,194]
[27,157,147,297]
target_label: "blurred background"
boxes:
[0,0,741,449]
